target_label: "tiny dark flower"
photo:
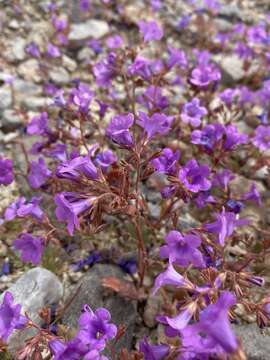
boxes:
[0,157,14,186]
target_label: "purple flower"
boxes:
[194,191,216,208]
[93,52,117,87]
[157,302,197,333]
[46,144,67,162]
[94,150,117,172]
[13,233,44,265]
[128,55,152,80]
[160,230,205,268]
[153,263,194,295]
[181,98,207,128]
[151,148,180,175]
[241,183,262,206]
[138,86,169,111]
[49,338,85,360]
[190,64,221,87]
[0,157,14,186]
[247,25,268,45]
[139,337,169,360]
[69,84,95,113]
[51,15,67,32]
[252,125,270,151]
[26,112,50,136]
[106,35,123,49]
[219,88,238,106]
[106,113,134,146]
[137,112,174,140]
[56,156,98,181]
[167,47,187,69]
[77,306,117,350]
[0,292,27,341]
[25,42,40,58]
[204,208,248,246]
[28,157,52,189]
[47,43,61,58]
[180,292,238,357]
[5,196,43,221]
[138,20,163,42]
[178,15,192,30]
[55,192,95,235]
[179,160,211,193]
[223,125,248,150]
[212,169,235,190]
[191,124,225,152]
[80,0,91,11]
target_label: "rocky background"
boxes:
[0,0,270,359]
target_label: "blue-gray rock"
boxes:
[62,264,137,355]
[0,267,63,354]
[68,19,109,41]
[234,324,270,360]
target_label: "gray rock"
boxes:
[4,37,27,62]
[220,55,245,84]
[18,59,41,83]
[62,264,137,355]
[68,19,109,41]
[0,85,12,109]
[13,79,42,103]
[0,268,63,353]
[234,324,270,360]
[22,96,50,110]
[1,109,22,132]
[49,67,70,85]
[218,4,243,21]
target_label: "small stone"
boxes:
[0,85,12,109]
[148,202,161,219]
[62,55,77,72]
[254,166,269,180]
[68,19,109,41]
[49,67,70,85]
[8,19,20,30]
[62,264,137,355]
[13,79,42,102]
[18,59,41,83]
[218,4,243,21]
[143,294,163,328]
[234,324,270,360]
[77,47,93,62]
[220,55,245,84]
[4,38,27,62]
[0,242,7,257]
[1,109,22,132]
[0,267,63,354]
[22,96,50,110]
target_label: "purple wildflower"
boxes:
[241,183,262,206]
[252,125,270,151]
[46,144,67,162]
[181,98,208,128]
[93,52,117,87]
[153,263,194,295]
[139,337,169,360]
[213,169,235,190]
[56,156,98,181]
[167,47,187,69]
[137,112,174,140]
[128,55,152,80]
[52,15,67,32]
[69,84,95,114]
[191,124,225,152]
[0,292,27,341]
[13,233,44,265]
[106,113,134,146]
[28,157,52,189]
[223,125,248,151]
[49,338,85,360]
[106,35,123,49]
[5,196,43,221]
[151,148,180,175]
[26,112,50,136]
[94,150,117,172]
[77,306,117,350]
[190,64,221,87]
[55,192,95,235]
[25,42,40,58]
[47,43,61,58]
[80,0,91,11]
[178,160,211,193]
[204,208,249,246]
[180,292,238,357]
[219,88,238,106]
[160,230,205,268]
[0,157,14,186]
[138,20,163,42]
[138,86,169,111]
